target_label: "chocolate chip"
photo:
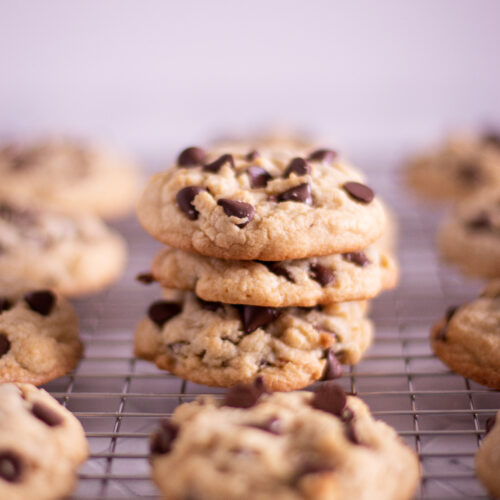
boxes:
[150,420,179,455]
[257,261,294,282]
[483,132,500,147]
[246,150,260,161]
[311,382,346,416]
[309,264,336,287]
[467,212,491,230]
[217,199,255,228]
[0,203,38,226]
[239,305,281,333]
[24,290,55,316]
[248,166,272,188]
[177,147,206,167]
[223,377,269,409]
[308,149,337,162]
[248,416,282,434]
[0,298,11,314]
[136,272,155,284]
[277,183,312,205]
[457,162,483,186]
[343,182,374,203]
[31,402,63,427]
[343,252,370,267]
[485,415,497,435]
[0,334,10,358]
[284,157,311,177]
[148,301,181,327]
[203,154,234,173]
[0,451,24,483]
[176,186,206,220]
[197,298,222,312]
[322,349,344,380]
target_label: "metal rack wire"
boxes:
[42,167,499,499]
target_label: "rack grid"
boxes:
[42,168,499,499]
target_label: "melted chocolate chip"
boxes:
[223,377,269,409]
[467,212,491,230]
[485,415,497,435]
[457,162,483,186]
[343,182,374,203]
[203,154,234,173]
[311,382,346,416]
[24,290,55,316]
[147,301,182,327]
[248,416,282,434]
[322,349,344,380]
[248,166,272,188]
[308,149,337,162]
[284,157,311,177]
[257,261,294,282]
[239,305,281,333]
[0,298,11,314]
[343,252,370,267]
[197,298,222,311]
[217,199,255,228]
[246,150,260,161]
[277,183,312,205]
[176,186,206,220]
[309,264,335,286]
[0,334,10,358]
[150,420,179,455]
[177,147,206,167]
[31,402,63,427]
[136,272,155,284]
[0,451,24,483]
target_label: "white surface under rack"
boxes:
[42,168,499,500]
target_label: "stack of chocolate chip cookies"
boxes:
[135,144,397,390]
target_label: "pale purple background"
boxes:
[1,0,499,167]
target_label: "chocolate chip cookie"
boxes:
[0,138,140,219]
[149,380,420,500]
[476,411,500,498]
[150,245,397,307]
[0,201,127,296]
[0,288,82,385]
[0,383,88,500]
[134,291,372,391]
[137,146,386,260]
[438,189,500,278]
[406,132,500,202]
[431,280,500,389]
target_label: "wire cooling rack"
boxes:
[42,167,499,500]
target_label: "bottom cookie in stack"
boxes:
[134,291,372,391]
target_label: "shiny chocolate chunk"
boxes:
[246,150,260,161]
[239,305,281,333]
[277,183,312,205]
[0,334,10,358]
[177,147,206,167]
[322,349,344,380]
[150,420,179,455]
[284,157,311,177]
[343,251,370,267]
[217,199,255,228]
[308,149,337,162]
[309,264,335,286]
[31,402,63,427]
[257,261,294,282]
[136,272,155,284]
[467,212,491,230]
[311,381,346,416]
[176,186,206,220]
[148,301,182,328]
[24,290,55,316]
[0,451,24,483]
[0,298,11,314]
[197,298,222,312]
[343,182,374,203]
[203,154,234,173]
[223,377,269,409]
[248,166,272,188]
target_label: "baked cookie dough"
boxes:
[431,280,500,389]
[0,138,140,219]
[0,201,127,296]
[137,146,386,260]
[149,380,420,500]
[150,245,398,307]
[406,132,500,202]
[476,411,500,498]
[0,288,82,385]
[0,383,88,500]
[438,189,500,278]
[134,291,372,391]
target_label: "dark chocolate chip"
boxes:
[309,264,336,287]
[248,416,282,434]
[176,186,206,220]
[217,199,255,228]
[203,154,234,173]
[483,132,500,147]
[223,377,269,409]
[485,415,497,435]
[197,298,222,312]
[457,162,483,185]
[343,251,370,267]
[136,272,155,284]
[322,349,344,380]
[239,305,281,333]
[467,212,492,230]
[277,183,312,205]
[0,334,10,358]
[0,298,11,314]
[31,402,63,427]
[257,261,294,282]
[24,290,55,316]
[148,301,182,328]
[311,381,346,416]
[150,420,179,455]
[248,166,272,188]
[246,150,260,161]
[308,149,337,162]
[343,182,374,203]
[177,147,206,167]
[284,157,311,177]
[0,451,24,483]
